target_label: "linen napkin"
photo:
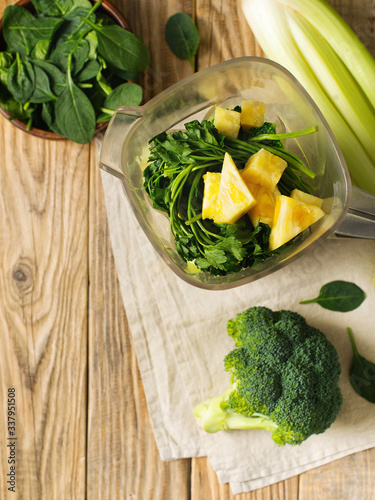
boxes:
[97,136,375,494]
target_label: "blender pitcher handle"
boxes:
[99,106,143,180]
[334,186,375,239]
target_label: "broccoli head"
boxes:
[194,306,343,446]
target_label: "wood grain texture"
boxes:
[196,0,263,70]
[0,117,88,498]
[191,458,299,500]
[86,139,191,500]
[298,450,375,500]
[121,0,195,99]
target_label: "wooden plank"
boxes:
[0,118,88,497]
[299,450,375,499]
[86,1,193,498]
[86,140,191,499]
[196,0,262,72]
[120,0,195,98]
[192,458,299,500]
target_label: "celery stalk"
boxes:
[277,0,375,110]
[286,10,375,164]
[242,0,375,194]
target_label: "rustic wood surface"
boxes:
[0,0,374,498]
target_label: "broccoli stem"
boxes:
[193,388,278,434]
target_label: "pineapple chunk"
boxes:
[242,148,287,192]
[213,153,256,224]
[202,172,221,220]
[269,195,325,251]
[247,183,280,227]
[290,189,323,208]
[213,107,241,139]
[240,99,266,131]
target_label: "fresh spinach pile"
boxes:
[143,116,317,275]
[0,0,149,143]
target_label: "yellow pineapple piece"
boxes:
[213,107,241,139]
[240,99,266,131]
[242,148,287,192]
[290,189,323,208]
[202,172,221,220]
[247,183,279,227]
[213,153,257,224]
[269,195,325,251]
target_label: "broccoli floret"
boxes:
[193,306,343,446]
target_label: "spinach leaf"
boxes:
[29,66,56,103]
[2,6,38,56]
[7,54,35,104]
[81,18,150,75]
[71,38,90,74]
[97,82,143,122]
[0,94,34,122]
[76,59,100,82]
[58,6,96,41]
[347,328,375,403]
[300,280,366,312]
[54,70,96,143]
[41,101,64,135]
[0,52,14,87]
[106,64,140,82]
[51,38,90,74]
[0,52,14,69]
[95,59,113,95]
[96,12,117,26]
[104,82,142,109]
[31,39,52,60]
[72,0,92,8]
[0,69,8,88]
[31,0,74,17]
[165,12,199,67]
[29,17,65,41]
[85,31,98,60]
[32,60,66,96]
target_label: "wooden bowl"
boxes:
[0,0,131,141]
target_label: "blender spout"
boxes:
[99,106,144,179]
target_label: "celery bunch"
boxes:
[242,0,375,194]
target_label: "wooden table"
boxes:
[1,0,375,498]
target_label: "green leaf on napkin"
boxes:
[300,280,366,312]
[348,327,375,403]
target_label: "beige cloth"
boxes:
[98,137,375,493]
